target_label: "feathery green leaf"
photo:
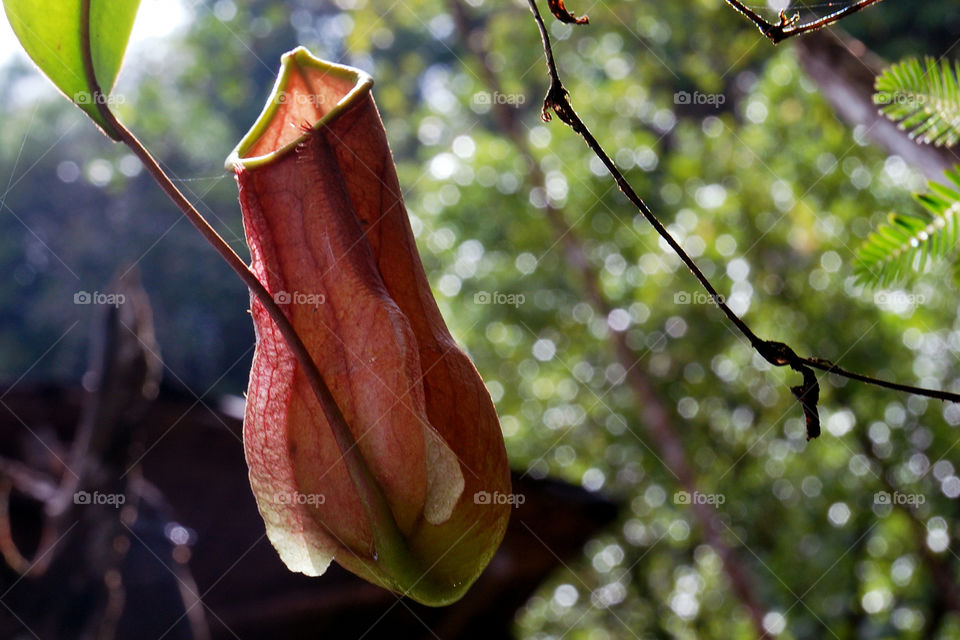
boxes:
[855,166,960,287]
[874,56,960,147]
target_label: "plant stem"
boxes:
[449,3,773,633]
[723,0,888,44]
[77,1,407,569]
[525,0,960,437]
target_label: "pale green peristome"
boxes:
[3,0,141,139]
[224,46,374,171]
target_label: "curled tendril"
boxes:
[759,341,821,440]
[541,82,575,124]
[791,368,822,440]
[777,10,800,27]
[547,0,588,25]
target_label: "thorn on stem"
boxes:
[542,82,575,126]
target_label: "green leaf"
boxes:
[2,0,141,139]
[855,165,960,287]
[874,56,960,147]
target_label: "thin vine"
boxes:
[525,0,958,440]
[723,0,888,44]
[77,0,413,577]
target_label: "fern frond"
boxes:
[855,166,960,287]
[874,57,960,147]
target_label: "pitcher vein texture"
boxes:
[225,47,511,606]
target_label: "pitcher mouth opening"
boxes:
[224,47,374,171]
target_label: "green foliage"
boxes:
[4,1,960,638]
[2,0,141,138]
[874,56,960,147]
[855,166,960,287]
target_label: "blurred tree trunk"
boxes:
[793,29,957,181]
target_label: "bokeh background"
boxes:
[1,0,960,637]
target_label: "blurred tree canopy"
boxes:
[1,0,960,637]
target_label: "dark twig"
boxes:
[77,0,415,579]
[449,2,773,633]
[526,0,960,439]
[723,0,887,44]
